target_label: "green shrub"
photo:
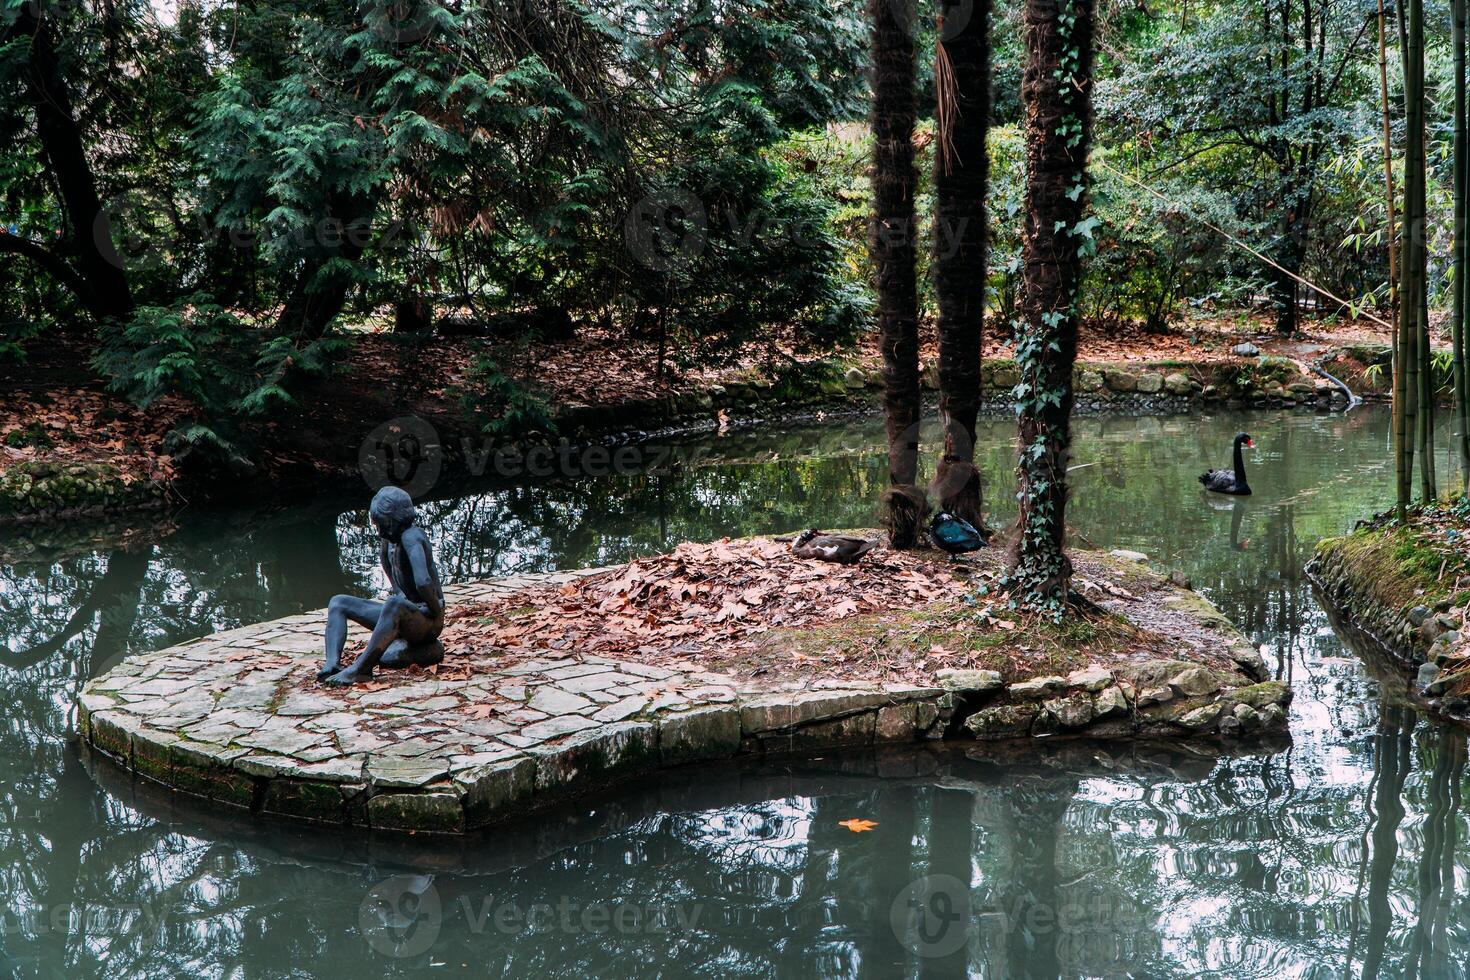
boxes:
[92,295,344,465]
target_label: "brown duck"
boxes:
[789,529,879,564]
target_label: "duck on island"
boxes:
[1199,432,1255,496]
[928,512,987,555]
[789,529,879,564]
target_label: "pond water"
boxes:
[3,405,1470,978]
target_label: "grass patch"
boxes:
[1322,503,1470,612]
[751,599,1149,682]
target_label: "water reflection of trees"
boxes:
[7,729,1470,976]
[7,408,1470,975]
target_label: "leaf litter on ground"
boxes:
[445,537,979,670]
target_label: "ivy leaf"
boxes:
[1071,216,1101,239]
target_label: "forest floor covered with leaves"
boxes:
[440,535,1255,688]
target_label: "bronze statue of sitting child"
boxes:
[319,487,445,685]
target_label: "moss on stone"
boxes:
[131,732,178,783]
[659,705,741,763]
[262,778,350,823]
[90,712,136,763]
[172,764,257,809]
[1317,522,1466,613]
[0,459,162,519]
[368,791,465,833]
[458,757,536,828]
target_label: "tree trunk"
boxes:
[394,294,433,333]
[1270,212,1302,337]
[1381,0,1410,517]
[1008,0,1093,605]
[930,0,991,528]
[273,197,376,337]
[1456,0,1470,490]
[6,8,134,323]
[870,0,927,547]
[1400,0,1426,510]
[1404,0,1435,501]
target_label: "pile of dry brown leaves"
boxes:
[444,537,980,665]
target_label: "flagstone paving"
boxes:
[78,565,1290,834]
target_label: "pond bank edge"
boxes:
[1307,533,1469,724]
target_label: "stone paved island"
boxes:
[79,554,1292,834]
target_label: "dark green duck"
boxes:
[928,512,987,555]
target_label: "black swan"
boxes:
[790,529,878,564]
[1199,433,1255,495]
[928,512,987,554]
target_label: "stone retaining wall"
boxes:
[585,356,1349,442]
[1308,538,1468,714]
[77,568,1290,834]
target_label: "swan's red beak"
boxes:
[1246,439,1256,448]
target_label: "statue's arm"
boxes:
[379,541,398,595]
[407,531,442,618]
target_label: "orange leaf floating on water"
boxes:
[838,818,879,833]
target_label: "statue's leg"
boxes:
[319,595,383,680]
[325,596,429,686]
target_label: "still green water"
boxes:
[2,406,1468,978]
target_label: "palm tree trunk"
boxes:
[931,0,991,527]
[870,0,927,547]
[1008,0,1094,604]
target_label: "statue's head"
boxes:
[369,486,416,542]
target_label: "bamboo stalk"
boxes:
[1381,0,1408,518]
[1402,0,1426,509]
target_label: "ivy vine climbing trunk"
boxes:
[1456,0,1470,490]
[930,0,991,528]
[870,0,927,547]
[1008,0,1094,605]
